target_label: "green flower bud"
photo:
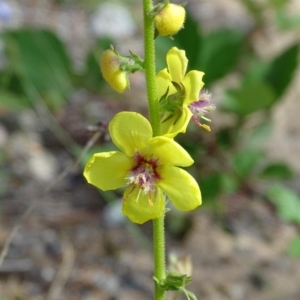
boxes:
[100,49,129,93]
[154,3,186,37]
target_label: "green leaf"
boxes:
[196,29,244,86]
[221,173,239,194]
[264,43,299,98]
[222,82,276,116]
[243,121,273,149]
[3,28,73,108]
[0,90,31,110]
[288,236,300,257]
[275,11,300,30]
[231,150,262,178]
[199,173,222,203]
[267,184,300,224]
[242,59,270,85]
[155,36,176,72]
[260,162,294,179]
[175,12,202,69]
[156,13,201,72]
[81,37,112,92]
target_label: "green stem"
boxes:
[153,212,166,300]
[143,1,165,300]
[143,0,160,137]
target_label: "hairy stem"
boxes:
[143,1,166,299]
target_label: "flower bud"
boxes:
[154,3,186,37]
[100,49,129,93]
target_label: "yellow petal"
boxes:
[156,68,176,98]
[158,166,201,211]
[160,106,192,138]
[183,70,205,105]
[149,136,193,167]
[167,47,188,83]
[109,112,152,156]
[84,151,132,190]
[122,186,164,224]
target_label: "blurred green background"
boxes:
[0,0,300,299]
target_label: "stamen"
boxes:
[201,124,211,131]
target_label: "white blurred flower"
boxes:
[0,0,12,22]
[90,2,136,39]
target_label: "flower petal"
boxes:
[183,70,205,105]
[156,68,176,99]
[149,135,193,167]
[160,105,192,139]
[158,166,201,211]
[109,112,152,156]
[122,186,164,224]
[84,151,132,190]
[167,47,188,83]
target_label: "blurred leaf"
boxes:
[267,184,300,224]
[200,173,222,203]
[197,29,244,86]
[222,82,276,116]
[264,43,299,98]
[0,90,30,110]
[239,0,263,20]
[244,121,273,148]
[216,127,235,148]
[231,149,262,178]
[155,36,175,71]
[268,0,290,9]
[288,236,300,257]
[260,162,294,179]
[81,37,112,91]
[242,59,270,85]
[3,28,73,108]
[175,12,201,69]
[155,13,201,71]
[276,11,300,30]
[221,173,239,194]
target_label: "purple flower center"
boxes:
[125,152,161,206]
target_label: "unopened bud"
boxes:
[154,3,186,37]
[100,49,129,93]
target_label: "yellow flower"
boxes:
[154,3,186,37]
[100,49,129,93]
[84,112,201,224]
[156,47,205,138]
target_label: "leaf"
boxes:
[267,184,300,224]
[3,28,73,108]
[81,37,112,92]
[196,29,244,86]
[275,11,300,30]
[222,82,276,116]
[175,12,202,69]
[156,13,201,72]
[199,173,222,203]
[242,59,270,85]
[260,162,294,179]
[264,43,299,98]
[244,121,273,149]
[288,236,300,257]
[0,90,30,110]
[155,35,175,71]
[231,150,262,178]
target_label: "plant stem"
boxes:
[153,212,166,300]
[143,1,166,300]
[143,0,160,137]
